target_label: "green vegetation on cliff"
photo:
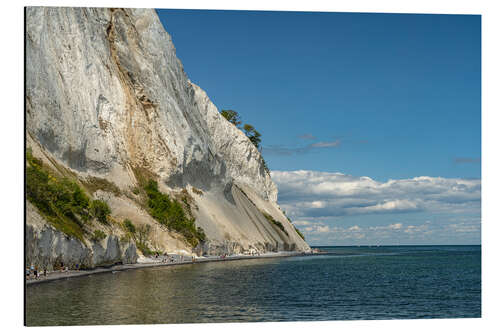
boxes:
[242,124,262,150]
[135,224,154,256]
[89,199,111,224]
[81,176,122,196]
[26,149,113,242]
[262,211,289,236]
[220,109,269,173]
[26,149,89,241]
[123,218,136,234]
[282,210,306,241]
[143,180,206,248]
[294,227,305,241]
[120,218,153,256]
[91,229,107,242]
[220,109,241,127]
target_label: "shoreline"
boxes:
[26,251,311,286]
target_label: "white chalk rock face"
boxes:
[26,203,137,269]
[191,83,278,203]
[26,7,310,256]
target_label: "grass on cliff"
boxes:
[261,211,289,236]
[81,176,121,196]
[294,226,305,241]
[236,185,290,238]
[91,229,107,242]
[282,210,306,241]
[135,224,154,256]
[89,199,111,224]
[120,218,153,256]
[26,149,112,241]
[143,180,206,248]
[123,218,136,234]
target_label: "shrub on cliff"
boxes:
[219,109,269,173]
[90,199,111,224]
[262,211,289,236]
[143,180,206,247]
[243,124,262,150]
[26,149,90,241]
[91,230,107,242]
[123,219,136,234]
[220,109,241,127]
[294,227,305,241]
[135,224,153,255]
[281,210,305,241]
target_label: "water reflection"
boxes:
[26,246,481,326]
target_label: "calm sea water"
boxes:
[26,245,481,326]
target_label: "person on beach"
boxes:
[60,261,64,272]
[43,267,47,277]
[34,266,38,280]
[26,267,30,280]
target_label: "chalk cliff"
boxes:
[26,7,310,267]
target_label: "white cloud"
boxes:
[368,223,403,232]
[275,170,481,245]
[292,220,312,226]
[404,224,429,234]
[295,220,335,235]
[346,199,419,214]
[271,170,480,218]
[310,201,326,208]
[310,140,341,148]
[447,221,480,233]
[316,225,330,233]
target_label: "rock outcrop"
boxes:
[26,202,138,269]
[25,7,310,266]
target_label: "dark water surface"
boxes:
[26,245,481,326]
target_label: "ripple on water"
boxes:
[26,245,481,326]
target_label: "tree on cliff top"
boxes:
[220,109,264,157]
[243,124,262,150]
[220,109,241,128]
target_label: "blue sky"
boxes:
[156,9,481,245]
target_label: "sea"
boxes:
[25,245,481,326]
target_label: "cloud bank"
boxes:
[271,170,480,218]
[271,170,481,245]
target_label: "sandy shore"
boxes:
[26,251,309,286]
